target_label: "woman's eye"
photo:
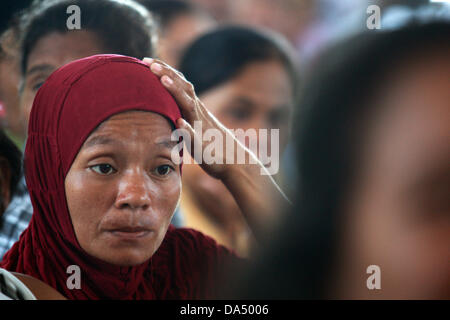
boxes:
[32,82,44,91]
[155,164,173,176]
[228,107,251,121]
[90,164,116,175]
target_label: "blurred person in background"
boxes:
[0,28,24,148]
[178,26,298,256]
[140,0,216,67]
[0,0,33,148]
[0,0,181,258]
[0,131,22,223]
[229,0,315,45]
[306,0,447,60]
[189,0,230,22]
[0,124,31,258]
[229,19,450,299]
[19,0,156,130]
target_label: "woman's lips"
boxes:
[107,227,152,239]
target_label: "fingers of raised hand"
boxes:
[143,58,198,121]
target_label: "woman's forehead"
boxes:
[85,111,174,146]
[99,110,171,126]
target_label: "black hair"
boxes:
[139,0,206,30]
[19,0,156,75]
[228,19,450,299]
[178,25,299,98]
[0,130,22,199]
[0,0,32,34]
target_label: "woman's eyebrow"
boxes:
[155,139,178,149]
[84,136,177,149]
[231,96,255,108]
[26,63,55,77]
[84,135,120,148]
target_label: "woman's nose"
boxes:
[114,170,152,210]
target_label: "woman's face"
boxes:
[336,51,450,299]
[20,31,104,128]
[65,111,181,266]
[199,59,293,148]
[182,59,293,219]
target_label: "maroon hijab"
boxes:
[0,54,182,299]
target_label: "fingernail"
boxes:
[151,63,162,73]
[143,57,153,65]
[162,75,173,86]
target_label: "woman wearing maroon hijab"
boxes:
[0,54,288,299]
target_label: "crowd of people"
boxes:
[0,0,448,300]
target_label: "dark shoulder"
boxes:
[12,273,66,300]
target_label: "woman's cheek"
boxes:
[157,175,182,221]
[66,170,116,238]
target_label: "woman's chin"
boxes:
[96,249,154,267]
